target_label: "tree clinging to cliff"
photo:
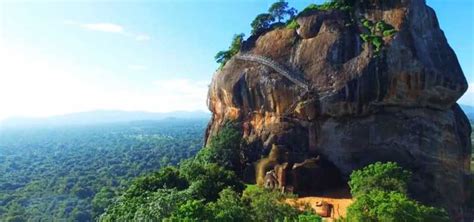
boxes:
[214,33,245,68]
[268,0,297,23]
[251,13,275,34]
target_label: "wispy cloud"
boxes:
[64,20,150,41]
[80,23,124,33]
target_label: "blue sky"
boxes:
[0,0,472,120]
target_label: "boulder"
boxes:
[206,0,471,220]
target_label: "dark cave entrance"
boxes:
[257,144,347,196]
[289,156,347,197]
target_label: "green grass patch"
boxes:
[245,184,260,193]
[286,19,299,30]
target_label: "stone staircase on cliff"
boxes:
[235,53,337,116]
[235,53,310,91]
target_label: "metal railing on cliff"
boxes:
[234,53,310,91]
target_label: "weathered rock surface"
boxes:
[206,0,471,220]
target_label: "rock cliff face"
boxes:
[206,0,471,220]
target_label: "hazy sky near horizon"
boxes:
[0,0,472,120]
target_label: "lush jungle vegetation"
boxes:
[0,119,207,221]
[0,113,464,221]
[99,123,323,222]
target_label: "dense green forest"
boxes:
[0,119,207,221]
[99,123,325,221]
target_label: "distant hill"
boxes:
[0,110,210,128]
[460,104,474,121]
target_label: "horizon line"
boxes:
[0,109,211,122]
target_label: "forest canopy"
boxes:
[0,119,207,221]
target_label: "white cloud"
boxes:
[80,23,124,33]
[64,21,150,41]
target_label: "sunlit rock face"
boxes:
[206,0,471,220]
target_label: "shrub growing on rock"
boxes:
[196,122,242,173]
[297,211,323,222]
[268,0,297,23]
[250,0,297,35]
[345,190,449,222]
[182,162,244,201]
[349,161,411,197]
[243,185,300,222]
[359,19,397,54]
[344,162,449,222]
[286,19,299,30]
[215,34,245,68]
[298,0,352,17]
[251,13,275,35]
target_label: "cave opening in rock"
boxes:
[256,144,348,196]
[291,155,347,197]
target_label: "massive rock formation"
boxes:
[206,0,471,220]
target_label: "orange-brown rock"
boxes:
[206,0,471,220]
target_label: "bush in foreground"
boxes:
[206,188,252,222]
[243,185,300,222]
[349,161,411,197]
[343,162,449,222]
[345,190,449,222]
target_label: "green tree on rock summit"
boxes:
[268,0,297,23]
